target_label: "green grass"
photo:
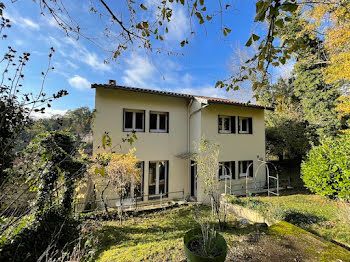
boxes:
[226,193,350,248]
[85,205,350,262]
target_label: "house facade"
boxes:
[92,81,273,204]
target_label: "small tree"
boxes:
[193,138,226,228]
[301,134,350,201]
[91,148,141,222]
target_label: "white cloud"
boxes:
[31,108,67,119]
[145,0,190,42]
[21,18,40,30]
[65,38,111,72]
[66,60,79,70]
[176,85,231,99]
[122,53,156,87]
[68,75,91,90]
[6,12,40,31]
[166,4,190,42]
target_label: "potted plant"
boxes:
[184,227,227,262]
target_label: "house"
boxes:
[91,80,273,204]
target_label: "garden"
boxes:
[82,205,350,262]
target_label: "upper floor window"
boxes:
[238,117,253,134]
[219,161,235,180]
[218,115,235,134]
[238,160,253,178]
[150,111,169,133]
[123,109,145,132]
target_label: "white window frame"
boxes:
[150,111,168,133]
[149,161,168,196]
[123,109,144,132]
[219,161,233,180]
[239,117,249,134]
[218,115,231,133]
[239,160,252,178]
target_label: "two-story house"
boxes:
[92,80,273,204]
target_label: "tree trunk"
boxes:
[101,181,111,218]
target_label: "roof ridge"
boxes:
[91,83,274,110]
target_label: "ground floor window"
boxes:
[238,160,253,178]
[219,161,235,180]
[123,161,144,200]
[149,160,168,197]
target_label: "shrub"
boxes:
[301,134,350,201]
[0,207,79,262]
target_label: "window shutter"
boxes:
[238,161,241,176]
[218,115,220,133]
[123,108,126,131]
[238,117,241,133]
[142,110,146,132]
[166,112,169,133]
[165,161,169,197]
[231,161,235,179]
[249,161,254,177]
[248,117,253,134]
[230,116,236,133]
[141,161,144,201]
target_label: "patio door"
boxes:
[116,161,144,206]
[149,161,169,198]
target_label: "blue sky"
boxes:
[1,0,289,118]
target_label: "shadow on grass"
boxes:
[282,211,327,227]
[90,206,211,259]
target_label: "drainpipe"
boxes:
[187,99,194,199]
[187,99,194,155]
[188,98,209,200]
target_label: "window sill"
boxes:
[238,131,250,134]
[148,194,168,200]
[218,131,233,134]
[123,129,145,132]
[149,130,168,133]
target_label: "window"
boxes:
[150,111,168,133]
[219,161,235,180]
[238,117,253,134]
[238,160,253,178]
[149,161,169,197]
[116,161,144,206]
[123,109,145,132]
[218,115,235,133]
[134,161,144,199]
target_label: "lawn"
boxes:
[226,193,350,248]
[85,205,350,262]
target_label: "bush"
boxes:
[0,207,79,262]
[301,134,350,201]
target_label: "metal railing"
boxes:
[73,189,185,214]
[223,159,280,197]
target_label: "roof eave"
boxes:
[91,84,274,111]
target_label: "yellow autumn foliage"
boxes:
[302,0,350,84]
[90,148,141,189]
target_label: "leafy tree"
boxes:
[0,131,87,261]
[90,148,141,222]
[192,138,227,229]
[336,95,350,132]
[301,134,350,201]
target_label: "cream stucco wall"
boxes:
[93,88,267,205]
[93,88,190,201]
[195,103,266,202]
